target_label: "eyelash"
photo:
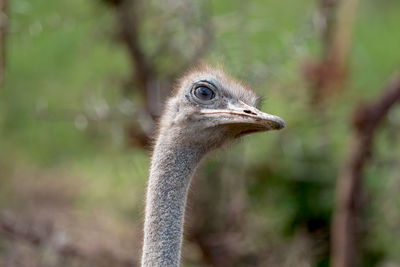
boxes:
[255,96,265,108]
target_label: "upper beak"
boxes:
[200,101,285,133]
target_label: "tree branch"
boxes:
[102,0,213,148]
[303,0,359,106]
[331,72,400,267]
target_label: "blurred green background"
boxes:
[0,0,400,266]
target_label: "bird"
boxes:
[141,65,285,267]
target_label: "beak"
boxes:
[200,101,285,135]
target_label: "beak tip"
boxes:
[266,115,285,130]
[279,119,286,129]
[276,122,285,130]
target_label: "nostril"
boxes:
[243,110,256,115]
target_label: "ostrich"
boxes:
[142,66,285,266]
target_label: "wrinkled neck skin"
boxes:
[141,127,208,267]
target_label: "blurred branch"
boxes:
[102,0,213,147]
[303,0,359,106]
[329,0,359,73]
[318,0,338,53]
[0,213,137,267]
[331,72,400,267]
[107,0,158,119]
[0,0,7,89]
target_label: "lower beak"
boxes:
[200,101,285,132]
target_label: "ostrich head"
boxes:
[157,66,285,151]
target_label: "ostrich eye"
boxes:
[194,86,215,101]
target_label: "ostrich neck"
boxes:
[142,131,206,267]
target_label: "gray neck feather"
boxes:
[141,130,206,267]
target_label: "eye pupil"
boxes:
[194,86,215,101]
